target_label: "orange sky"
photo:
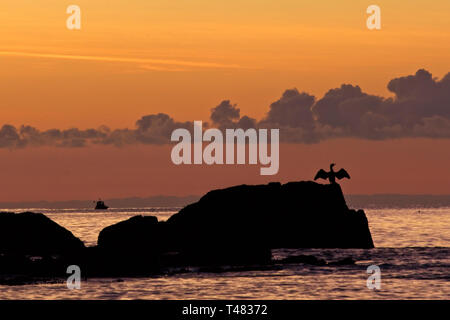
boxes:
[1,0,449,127]
[0,1,449,200]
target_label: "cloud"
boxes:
[135,113,192,144]
[0,125,21,148]
[210,100,257,130]
[210,100,241,127]
[261,69,450,142]
[260,89,316,128]
[1,69,449,148]
[236,116,257,130]
[313,85,383,128]
[257,89,319,143]
[0,114,191,148]
[0,124,111,148]
[385,69,450,123]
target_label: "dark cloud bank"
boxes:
[1,69,450,148]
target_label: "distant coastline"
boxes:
[345,194,450,209]
[1,194,450,209]
[0,195,200,209]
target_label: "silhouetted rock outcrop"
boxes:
[0,181,375,281]
[98,215,159,251]
[0,211,86,283]
[0,211,85,255]
[165,181,374,250]
[94,181,373,271]
[89,215,161,276]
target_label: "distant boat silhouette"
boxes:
[94,200,109,210]
[314,163,350,184]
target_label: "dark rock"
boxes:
[0,212,86,282]
[98,215,159,251]
[91,215,161,276]
[0,211,85,255]
[166,181,374,250]
[0,180,375,280]
[95,181,374,271]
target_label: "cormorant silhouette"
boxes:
[314,163,350,184]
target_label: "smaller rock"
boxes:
[0,212,85,255]
[97,215,159,251]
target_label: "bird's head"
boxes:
[330,163,336,170]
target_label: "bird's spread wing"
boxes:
[314,169,329,180]
[335,168,350,180]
